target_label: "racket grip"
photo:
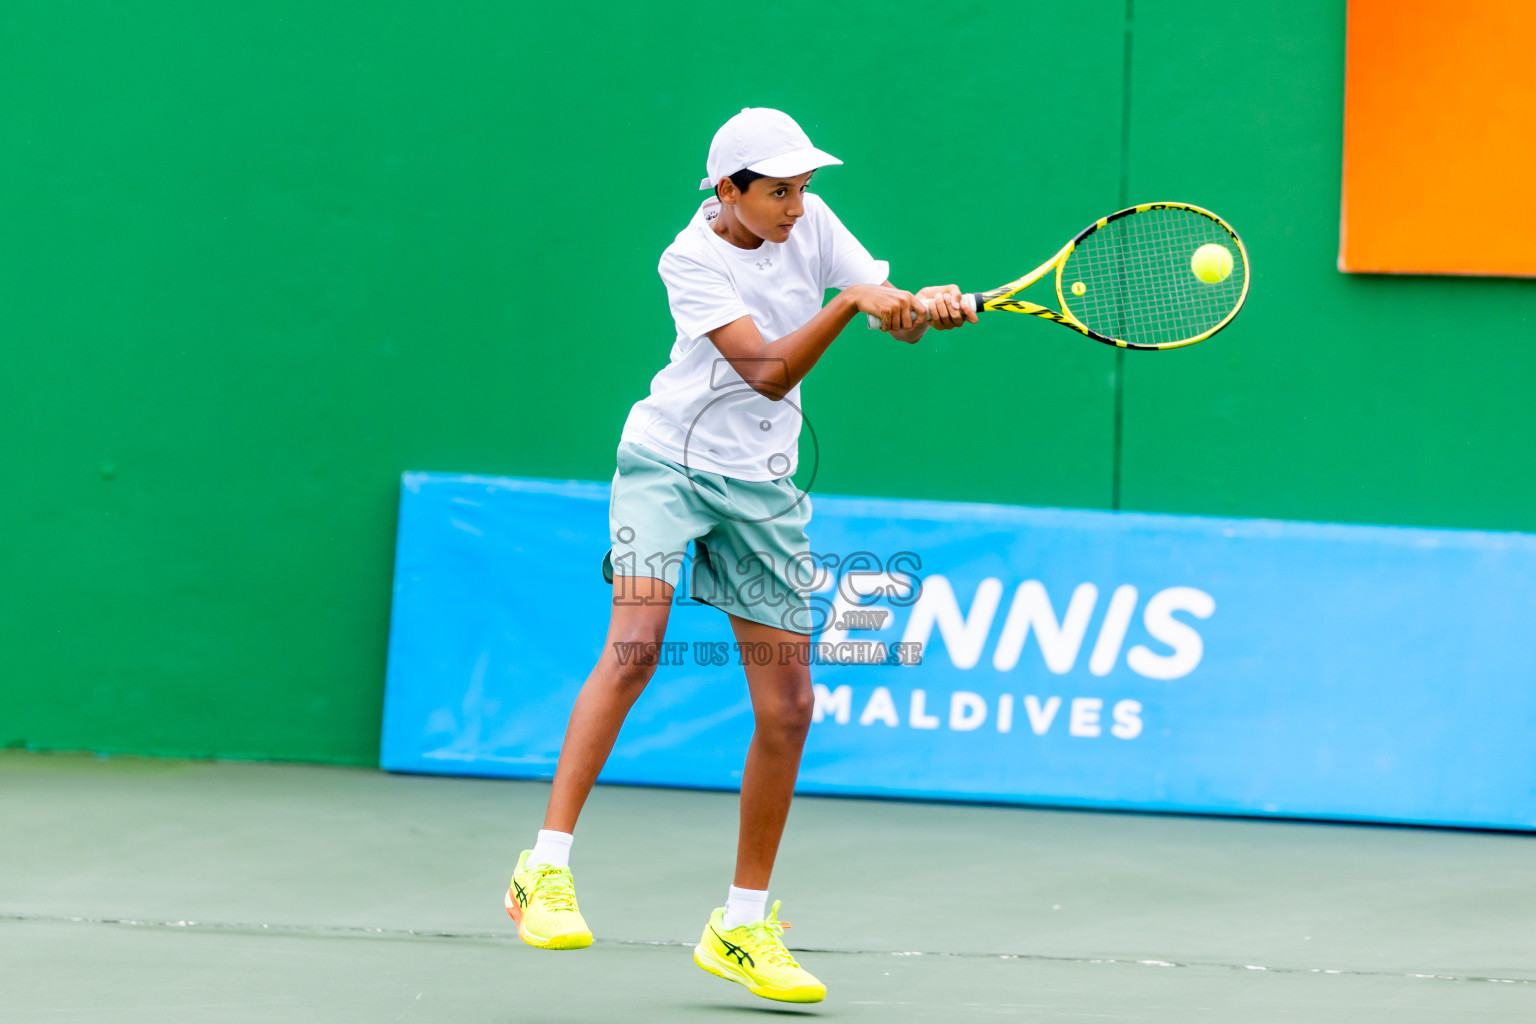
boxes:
[864,292,978,330]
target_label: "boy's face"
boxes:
[719,171,814,244]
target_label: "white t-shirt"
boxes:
[620,192,889,481]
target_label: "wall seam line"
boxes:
[1112,0,1134,511]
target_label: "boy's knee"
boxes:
[608,656,657,693]
[760,686,814,744]
[787,686,814,728]
[601,630,668,693]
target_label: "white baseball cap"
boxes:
[699,107,843,191]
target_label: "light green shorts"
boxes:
[604,441,816,634]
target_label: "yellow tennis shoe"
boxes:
[505,851,593,950]
[693,901,825,1003]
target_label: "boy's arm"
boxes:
[707,284,924,400]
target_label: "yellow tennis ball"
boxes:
[1071,281,1086,296]
[1191,243,1234,284]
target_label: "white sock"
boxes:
[721,885,768,930]
[527,829,573,870]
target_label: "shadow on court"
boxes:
[2,751,1532,1022]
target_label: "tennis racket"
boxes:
[869,202,1249,351]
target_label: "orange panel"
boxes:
[1340,1,1536,277]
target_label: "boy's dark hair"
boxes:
[719,168,765,197]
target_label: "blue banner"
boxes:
[381,472,1536,830]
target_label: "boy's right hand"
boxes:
[844,284,925,333]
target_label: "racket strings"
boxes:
[1061,208,1246,347]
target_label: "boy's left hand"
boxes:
[915,285,978,331]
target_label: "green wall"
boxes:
[2,1,1531,764]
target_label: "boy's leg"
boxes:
[507,574,673,951]
[543,573,674,832]
[690,613,825,1004]
[727,614,814,890]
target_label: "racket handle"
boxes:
[865,292,979,330]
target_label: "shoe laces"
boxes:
[745,900,800,968]
[533,865,578,912]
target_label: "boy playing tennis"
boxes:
[504,107,974,1003]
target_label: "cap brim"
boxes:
[745,147,843,180]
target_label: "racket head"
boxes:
[1051,203,1250,351]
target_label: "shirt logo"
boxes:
[755,257,774,271]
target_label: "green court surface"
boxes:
[3,751,1532,1022]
